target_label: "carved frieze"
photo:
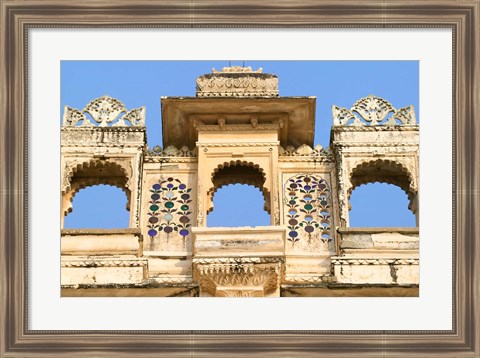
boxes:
[61,127,146,147]
[196,66,279,97]
[279,144,334,163]
[146,145,196,157]
[193,257,283,297]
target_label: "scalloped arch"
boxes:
[208,160,270,214]
[63,159,130,194]
[62,159,131,216]
[347,159,417,212]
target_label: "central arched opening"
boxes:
[207,161,270,227]
[207,184,270,227]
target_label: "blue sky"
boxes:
[61,61,418,228]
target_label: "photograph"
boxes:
[60,60,419,297]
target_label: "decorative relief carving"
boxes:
[147,177,193,245]
[279,144,334,162]
[196,66,279,97]
[61,259,148,268]
[284,274,336,284]
[333,95,416,126]
[146,145,196,157]
[194,257,282,265]
[212,66,263,74]
[284,174,333,245]
[61,127,146,146]
[194,257,283,297]
[63,95,146,127]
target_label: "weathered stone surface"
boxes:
[192,226,286,257]
[61,257,147,285]
[196,66,279,98]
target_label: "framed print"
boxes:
[1,1,479,356]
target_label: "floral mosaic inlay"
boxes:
[147,177,192,241]
[284,174,332,244]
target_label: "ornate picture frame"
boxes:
[1,1,478,356]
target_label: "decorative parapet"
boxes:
[279,144,334,162]
[146,145,196,158]
[196,66,279,97]
[62,95,146,127]
[61,126,146,147]
[332,95,416,126]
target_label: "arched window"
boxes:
[206,161,270,227]
[349,183,416,227]
[347,159,418,227]
[207,184,270,227]
[62,159,131,228]
[64,184,130,228]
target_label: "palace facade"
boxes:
[60,66,419,297]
